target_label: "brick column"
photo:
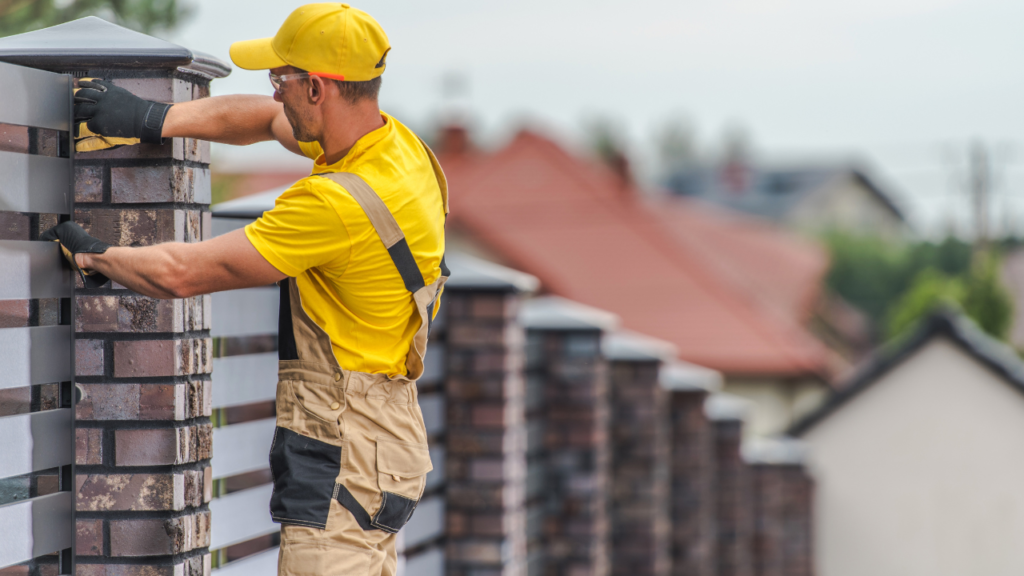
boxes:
[706,394,754,576]
[746,439,814,576]
[663,363,722,576]
[443,277,532,576]
[604,333,674,576]
[521,297,616,576]
[0,17,231,575]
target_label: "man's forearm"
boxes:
[161,94,282,145]
[78,245,192,299]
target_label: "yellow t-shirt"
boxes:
[245,112,445,376]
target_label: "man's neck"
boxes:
[319,101,386,165]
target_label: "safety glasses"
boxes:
[269,71,311,92]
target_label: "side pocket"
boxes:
[371,436,433,533]
[270,427,342,529]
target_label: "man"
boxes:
[45,4,447,575]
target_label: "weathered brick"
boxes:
[111,166,211,204]
[76,339,105,376]
[77,295,209,333]
[75,208,203,247]
[76,165,105,203]
[0,122,29,154]
[114,424,212,466]
[108,511,210,556]
[0,299,31,328]
[76,383,185,421]
[76,428,104,465]
[77,473,184,511]
[77,518,104,556]
[0,211,30,241]
[113,338,212,378]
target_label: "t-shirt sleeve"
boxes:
[244,181,351,278]
[297,140,323,161]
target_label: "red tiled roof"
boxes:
[439,130,831,378]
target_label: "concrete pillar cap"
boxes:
[519,295,619,332]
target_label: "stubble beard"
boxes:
[283,102,318,143]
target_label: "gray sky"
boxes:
[167,0,1024,237]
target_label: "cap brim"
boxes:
[229,37,287,70]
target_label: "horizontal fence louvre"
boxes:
[0,491,72,568]
[211,218,251,238]
[211,418,275,479]
[404,547,444,576]
[403,495,444,549]
[214,546,279,576]
[209,484,277,550]
[0,241,73,301]
[211,288,278,338]
[420,344,444,385]
[420,393,445,437]
[426,446,445,491]
[0,409,72,479]
[0,326,72,390]
[0,63,70,131]
[212,353,278,409]
[0,152,72,215]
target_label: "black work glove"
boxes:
[40,221,112,289]
[73,78,172,153]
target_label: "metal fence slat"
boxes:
[403,547,444,576]
[209,483,276,550]
[420,393,445,437]
[0,62,71,131]
[0,241,73,301]
[403,495,445,549]
[0,492,72,568]
[212,353,278,409]
[213,546,279,576]
[211,418,275,479]
[0,326,73,390]
[0,152,71,214]
[211,288,278,338]
[420,344,444,385]
[0,409,72,479]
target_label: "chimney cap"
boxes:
[0,16,206,72]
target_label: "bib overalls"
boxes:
[270,151,448,576]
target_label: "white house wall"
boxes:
[804,336,1024,576]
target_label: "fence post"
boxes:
[442,255,537,576]
[706,394,755,576]
[603,333,675,576]
[520,297,617,576]
[0,16,229,575]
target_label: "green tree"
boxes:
[885,269,964,339]
[0,0,191,37]
[961,254,1014,340]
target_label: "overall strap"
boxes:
[319,172,427,294]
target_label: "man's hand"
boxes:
[74,79,172,152]
[40,221,111,289]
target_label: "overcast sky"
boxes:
[166,0,1024,237]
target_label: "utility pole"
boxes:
[970,140,990,260]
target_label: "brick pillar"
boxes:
[521,297,616,576]
[663,363,721,576]
[706,394,754,576]
[0,17,231,575]
[605,333,673,576]
[444,287,529,576]
[746,439,814,576]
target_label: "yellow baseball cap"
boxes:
[229,3,390,82]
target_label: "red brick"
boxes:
[0,122,29,154]
[77,518,104,556]
[108,511,210,556]
[76,165,105,203]
[113,339,211,378]
[77,473,184,511]
[76,428,104,465]
[0,299,30,328]
[77,383,184,421]
[0,211,30,241]
[115,424,211,466]
[111,166,211,204]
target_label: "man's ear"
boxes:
[307,76,326,105]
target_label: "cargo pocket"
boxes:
[270,426,342,529]
[371,436,433,533]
